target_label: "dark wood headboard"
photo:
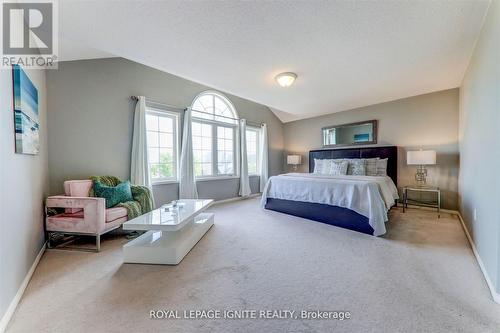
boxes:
[309,146,398,186]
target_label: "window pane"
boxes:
[147,131,158,147]
[193,150,202,163]
[148,148,159,163]
[217,138,225,151]
[202,163,212,175]
[194,163,202,177]
[150,164,160,178]
[159,133,173,148]
[193,136,202,149]
[146,111,178,181]
[192,122,202,136]
[201,138,211,150]
[159,148,172,163]
[146,114,158,131]
[202,151,212,163]
[201,123,212,137]
[225,151,233,163]
[218,163,233,174]
[158,164,172,178]
[248,162,257,174]
[159,117,173,132]
[217,126,224,138]
[199,95,213,111]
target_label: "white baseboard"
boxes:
[213,193,261,205]
[0,242,46,333]
[455,212,500,304]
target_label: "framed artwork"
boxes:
[12,65,39,155]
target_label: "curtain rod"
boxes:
[131,95,265,127]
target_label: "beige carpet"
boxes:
[7,198,500,332]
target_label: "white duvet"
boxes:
[260,173,399,236]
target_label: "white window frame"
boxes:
[191,91,239,180]
[246,126,261,176]
[146,107,180,184]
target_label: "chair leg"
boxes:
[96,234,101,252]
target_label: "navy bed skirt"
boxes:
[265,198,374,235]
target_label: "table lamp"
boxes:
[287,155,302,171]
[407,149,436,186]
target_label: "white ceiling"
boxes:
[58,0,490,122]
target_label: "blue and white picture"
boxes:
[353,133,370,142]
[13,65,39,155]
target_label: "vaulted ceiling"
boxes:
[59,0,490,122]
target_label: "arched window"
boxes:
[191,91,238,177]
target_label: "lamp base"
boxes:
[415,165,427,185]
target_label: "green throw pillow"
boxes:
[93,181,133,209]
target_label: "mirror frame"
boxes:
[322,119,378,148]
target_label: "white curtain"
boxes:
[259,123,269,192]
[179,109,198,199]
[239,119,251,197]
[131,96,153,192]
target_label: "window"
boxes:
[246,127,260,175]
[146,108,179,182]
[191,91,238,178]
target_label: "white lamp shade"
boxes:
[407,150,436,165]
[287,155,302,165]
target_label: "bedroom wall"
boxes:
[0,68,48,329]
[283,89,459,210]
[46,58,284,206]
[459,0,499,298]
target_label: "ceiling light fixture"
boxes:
[275,72,297,87]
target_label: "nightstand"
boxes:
[402,186,441,218]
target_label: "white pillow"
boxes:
[375,158,388,176]
[314,158,344,174]
[365,158,380,176]
[330,160,349,175]
[313,159,328,174]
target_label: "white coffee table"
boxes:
[122,199,214,265]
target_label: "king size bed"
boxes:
[261,146,399,236]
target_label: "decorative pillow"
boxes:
[365,158,380,176]
[375,158,388,176]
[330,160,349,175]
[314,159,328,174]
[93,181,133,209]
[347,159,366,175]
[314,158,344,174]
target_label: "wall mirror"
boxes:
[322,120,378,147]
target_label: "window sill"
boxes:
[152,175,260,186]
[152,180,178,186]
[195,175,239,182]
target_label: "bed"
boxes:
[261,146,399,236]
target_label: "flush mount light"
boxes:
[275,72,297,87]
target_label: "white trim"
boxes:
[0,242,46,333]
[455,212,500,304]
[212,193,261,205]
[152,180,179,185]
[196,175,239,182]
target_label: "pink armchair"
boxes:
[45,180,128,251]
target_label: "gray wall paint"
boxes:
[46,58,284,206]
[459,0,499,294]
[0,68,48,322]
[284,89,460,210]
